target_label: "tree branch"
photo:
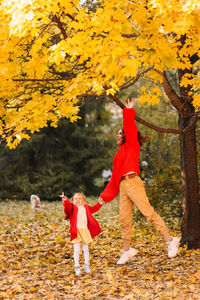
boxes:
[160,72,183,111]
[119,68,153,91]
[104,87,183,134]
[135,114,182,134]
[182,115,199,133]
[13,77,73,82]
[190,53,200,65]
[52,14,68,39]
[121,33,138,38]
[66,13,77,22]
[161,71,193,116]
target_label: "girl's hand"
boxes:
[98,197,104,205]
[125,97,136,109]
[59,192,67,203]
[59,192,65,198]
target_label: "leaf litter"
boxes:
[0,200,200,299]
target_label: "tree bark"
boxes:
[179,114,200,249]
[162,68,200,249]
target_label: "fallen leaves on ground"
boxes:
[0,200,200,299]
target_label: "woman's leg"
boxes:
[126,176,171,242]
[120,176,179,258]
[117,181,138,264]
[119,182,134,251]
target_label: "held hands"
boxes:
[98,197,104,205]
[125,97,136,109]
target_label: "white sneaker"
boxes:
[75,266,81,276]
[84,264,91,273]
[117,247,138,264]
[167,237,180,258]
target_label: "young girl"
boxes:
[59,192,103,275]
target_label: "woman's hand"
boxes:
[98,197,104,205]
[125,97,136,109]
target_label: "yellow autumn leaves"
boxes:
[0,0,200,147]
[0,200,200,299]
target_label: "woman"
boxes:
[99,98,179,264]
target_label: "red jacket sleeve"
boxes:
[100,108,138,203]
[100,175,119,202]
[123,107,138,144]
[88,201,103,213]
[62,196,73,219]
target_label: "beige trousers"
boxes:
[119,175,170,243]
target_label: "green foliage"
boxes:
[136,102,182,220]
[0,83,198,216]
[0,98,113,200]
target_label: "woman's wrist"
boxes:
[125,97,135,109]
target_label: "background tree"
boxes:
[0,97,113,200]
[0,0,200,248]
[0,91,187,217]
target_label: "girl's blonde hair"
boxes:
[72,192,87,204]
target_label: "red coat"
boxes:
[100,107,140,202]
[63,197,102,241]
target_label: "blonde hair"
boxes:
[72,192,86,204]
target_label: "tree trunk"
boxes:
[179,114,200,249]
[162,65,200,250]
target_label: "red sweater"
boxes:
[63,197,102,241]
[100,107,140,202]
